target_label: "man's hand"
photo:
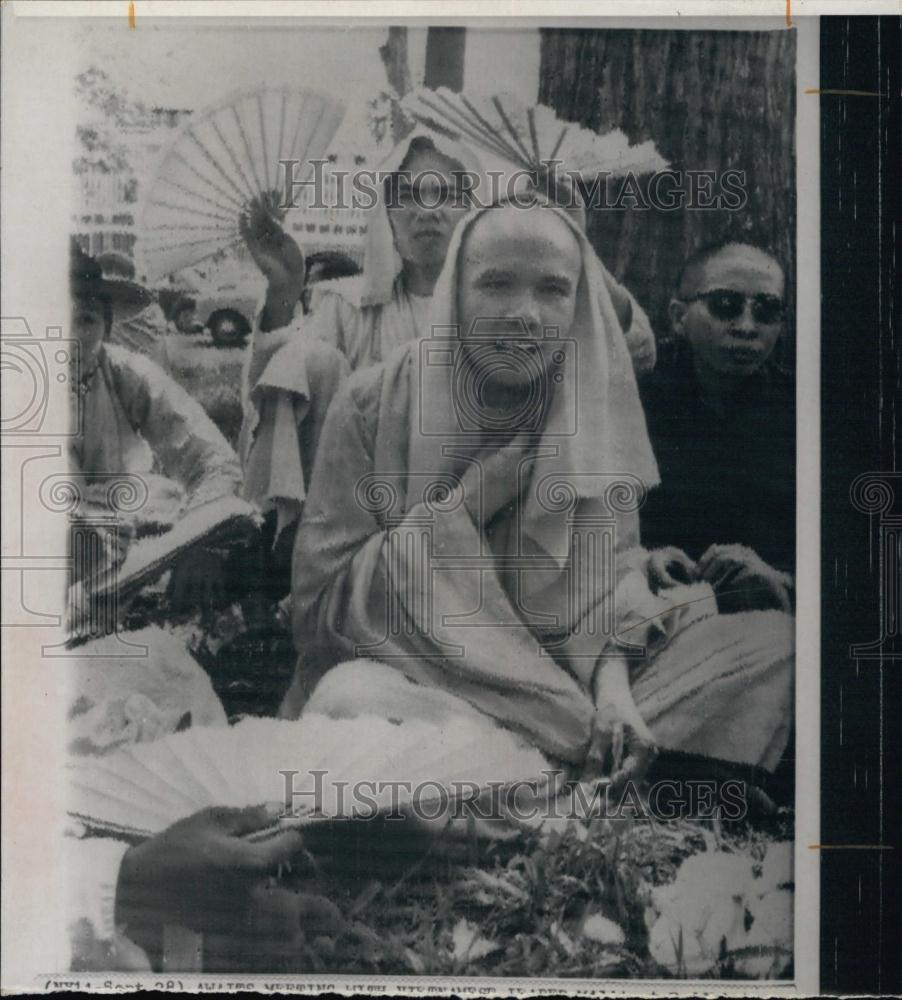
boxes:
[648,545,697,591]
[239,193,305,331]
[585,695,657,788]
[115,805,305,940]
[697,543,793,614]
[239,192,303,288]
[585,658,657,787]
[202,883,345,971]
[459,433,536,527]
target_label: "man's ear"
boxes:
[669,297,688,336]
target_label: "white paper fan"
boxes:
[67,713,552,840]
[401,87,668,183]
[139,87,346,282]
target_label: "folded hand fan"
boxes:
[140,87,346,282]
[67,713,552,840]
[401,87,668,183]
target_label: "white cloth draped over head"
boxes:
[357,127,485,308]
[406,197,660,564]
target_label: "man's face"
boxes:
[456,204,582,394]
[673,245,785,377]
[386,147,471,274]
[71,294,108,374]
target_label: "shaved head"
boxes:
[455,203,583,407]
[677,242,784,298]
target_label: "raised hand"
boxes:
[239,193,304,331]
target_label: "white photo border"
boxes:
[1,4,822,994]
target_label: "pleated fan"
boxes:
[401,87,668,184]
[139,87,346,282]
[68,713,552,840]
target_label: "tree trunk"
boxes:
[379,26,414,144]
[538,28,797,366]
[380,26,414,97]
[424,27,467,92]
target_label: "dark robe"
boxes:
[639,349,795,574]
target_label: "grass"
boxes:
[228,806,794,980]
[163,335,246,449]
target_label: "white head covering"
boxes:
[406,196,660,563]
[359,128,484,308]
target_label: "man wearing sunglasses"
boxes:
[640,241,795,614]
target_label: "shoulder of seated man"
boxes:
[760,362,796,424]
[764,359,794,394]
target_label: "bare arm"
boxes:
[239,193,305,333]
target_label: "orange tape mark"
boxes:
[128,2,136,28]
[786,0,793,27]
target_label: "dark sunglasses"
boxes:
[683,288,786,325]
